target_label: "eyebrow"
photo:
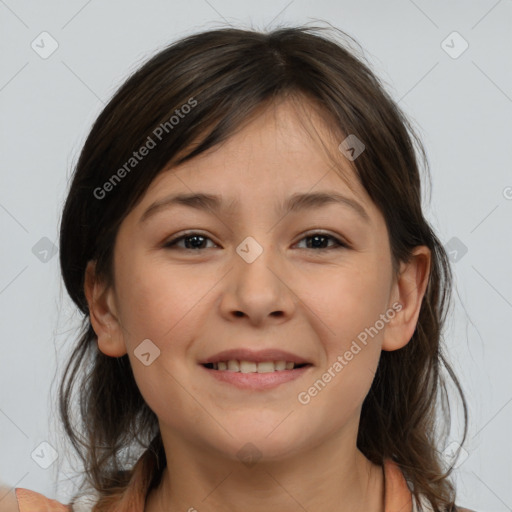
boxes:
[139,191,371,224]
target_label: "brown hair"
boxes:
[58,23,468,511]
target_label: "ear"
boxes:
[84,260,127,357]
[382,246,431,351]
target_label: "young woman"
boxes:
[6,24,475,512]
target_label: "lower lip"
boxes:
[199,364,313,390]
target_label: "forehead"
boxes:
[142,99,372,210]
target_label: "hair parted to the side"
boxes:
[57,23,468,511]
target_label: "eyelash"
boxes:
[163,231,349,252]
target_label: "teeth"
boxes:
[210,360,302,372]
[257,361,275,373]
[227,360,240,371]
[240,361,257,373]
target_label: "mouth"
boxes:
[197,348,314,390]
[201,361,311,372]
[199,359,313,390]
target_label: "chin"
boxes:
[210,419,311,461]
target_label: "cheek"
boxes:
[296,263,389,337]
[114,253,212,343]
[304,332,382,420]
[298,268,387,400]
[130,360,202,436]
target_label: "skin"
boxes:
[85,98,431,512]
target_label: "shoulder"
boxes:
[413,493,478,512]
[0,486,19,512]
[12,488,71,512]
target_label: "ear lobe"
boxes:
[84,260,127,357]
[381,246,431,352]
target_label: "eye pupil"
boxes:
[308,235,328,249]
[186,235,206,249]
[165,231,345,252]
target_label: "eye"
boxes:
[163,231,348,251]
[163,232,217,250]
[295,232,348,250]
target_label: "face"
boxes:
[87,98,429,463]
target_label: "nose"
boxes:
[218,238,297,326]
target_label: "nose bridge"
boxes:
[222,232,294,322]
[234,233,280,291]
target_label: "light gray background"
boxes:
[1,1,511,511]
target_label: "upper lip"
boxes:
[198,348,312,365]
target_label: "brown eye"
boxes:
[164,233,217,250]
[295,232,347,250]
[163,231,349,252]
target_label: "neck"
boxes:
[145,431,384,512]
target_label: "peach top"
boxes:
[14,458,472,512]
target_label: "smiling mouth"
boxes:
[202,361,312,373]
